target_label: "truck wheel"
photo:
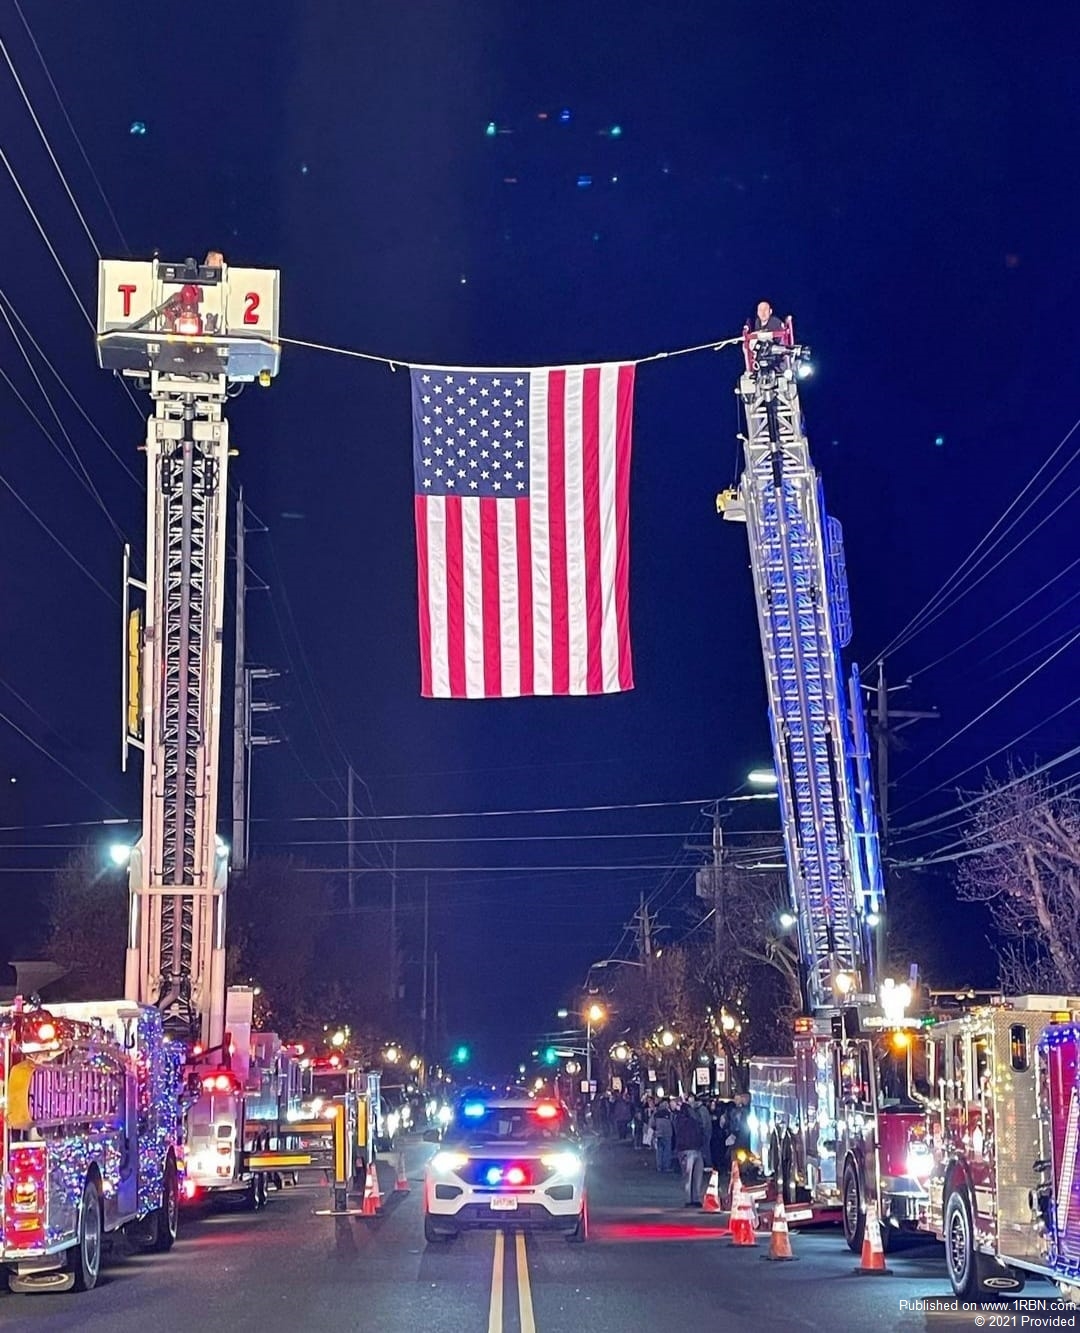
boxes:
[945,1188,981,1298]
[152,1156,180,1251]
[71,1176,103,1291]
[842,1160,864,1254]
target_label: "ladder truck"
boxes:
[720,318,927,1249]
[96,253,284,1207]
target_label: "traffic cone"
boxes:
[702,1169,722,1213]
[853,1200,891,1275]
[728,1170,758,1246]
[763,1194,797,1261]
[361,1159,382,1216]
[726,1158,740,1210]
[394,1150,410,1193]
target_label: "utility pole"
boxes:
[636,890,653,964]
[231,489,247,871]
[389,841,398,1004]
[346,765,356,910]
[421,876,429,1070]
[694,807,725,949]
[869,661,939,850]
[432,950,440,1060]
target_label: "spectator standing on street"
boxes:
[691,1094,714,1171]
[650,1101,674,1174]
[673,1100,705,1206]
[613,1093,632,1141]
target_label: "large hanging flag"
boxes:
[411,363,635,698]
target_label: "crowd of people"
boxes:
[586,1089,752,1207]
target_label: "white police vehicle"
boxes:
[423,1096,587,1243]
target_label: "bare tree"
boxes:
[957,769,1080,994]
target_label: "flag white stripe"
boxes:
[426,497,450,698]
[461,498,484,698]
[497,502,520,697]
[597,364,620,691]
[529,374,552,695]
[563,368,588,694]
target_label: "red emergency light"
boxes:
[201,1072,237,1094]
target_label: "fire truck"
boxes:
[0,1000,182,1294]
[722,318,940,1246]
[923,995,1080,1301]
[298,1056,383,1183]
[97,254,287,1206]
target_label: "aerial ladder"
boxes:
[719,319,884,1012]
[96,253,285,1203]
[719,319,933,1242]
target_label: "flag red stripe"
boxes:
[615,364,635,690]
[547,369,569,695]
[444,495,466,697]
[515,498,533,696]
[414,495,433,696]
[581,366,604,693]
[480,498,502,696]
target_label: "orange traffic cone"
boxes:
[361,1159,382,1216]
[728,1170,758,1246]
[394,1150,410,1193]
[702,1169,722,1213]
[763,1194,797,1261]
[853,1200,891,1275]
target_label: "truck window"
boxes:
[1009,1024,1028,1072]
[973,1036,991,1098]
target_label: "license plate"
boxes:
[489,1196,518,1211]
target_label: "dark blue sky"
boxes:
[0,2,1076,1068]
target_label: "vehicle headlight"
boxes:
[431,1151,469,1174]
[540,1151,583,1175]
[906,1143,933,1179]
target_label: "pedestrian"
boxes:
[613,1092,632,1141]
[673,1100,705,1206]
[691,1094,714,1171]
[650,1101,674,1174]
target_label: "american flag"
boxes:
[411,363,635,698]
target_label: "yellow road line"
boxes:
[515,1231,536,1333]
[487,1229,505,1333]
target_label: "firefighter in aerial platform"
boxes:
[754,299,784,334]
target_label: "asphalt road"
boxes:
[2,1139,1075,1333]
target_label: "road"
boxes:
[2,1138,1074,1332]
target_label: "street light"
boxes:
[383,1045,400,1064]
[747,768,778,787]
[778,911,797,930]
[659,1029,675,1048]
[589,958,645,970]
[108,843,131,867]
[585,1003,606,1090]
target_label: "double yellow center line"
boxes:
[487,1230,536,1333]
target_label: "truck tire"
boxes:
[842,1159,864,1253]
[71,1175,103,1291]
[150,1156,179,1251]
[945,1187,982,1299]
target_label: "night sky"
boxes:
[0,2,1076,1070]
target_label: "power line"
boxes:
[0,28,100,255]
[0,703,122,814]
[871,416,1080,665]
[0,304,127,542]
[0,468,115,601]
[251,793,768,823]
[898,624,1080,782]
[12,0,130,253]
[0,287,142,484]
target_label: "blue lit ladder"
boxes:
[733,354,881,1011]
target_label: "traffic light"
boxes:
[453,1045,470,1065]
[542,1047,558,1065]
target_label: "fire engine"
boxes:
[722,318,944,1247]
[924,995,1080,1301]
[297,1056,383,1183]
[0,1000,182,1294]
